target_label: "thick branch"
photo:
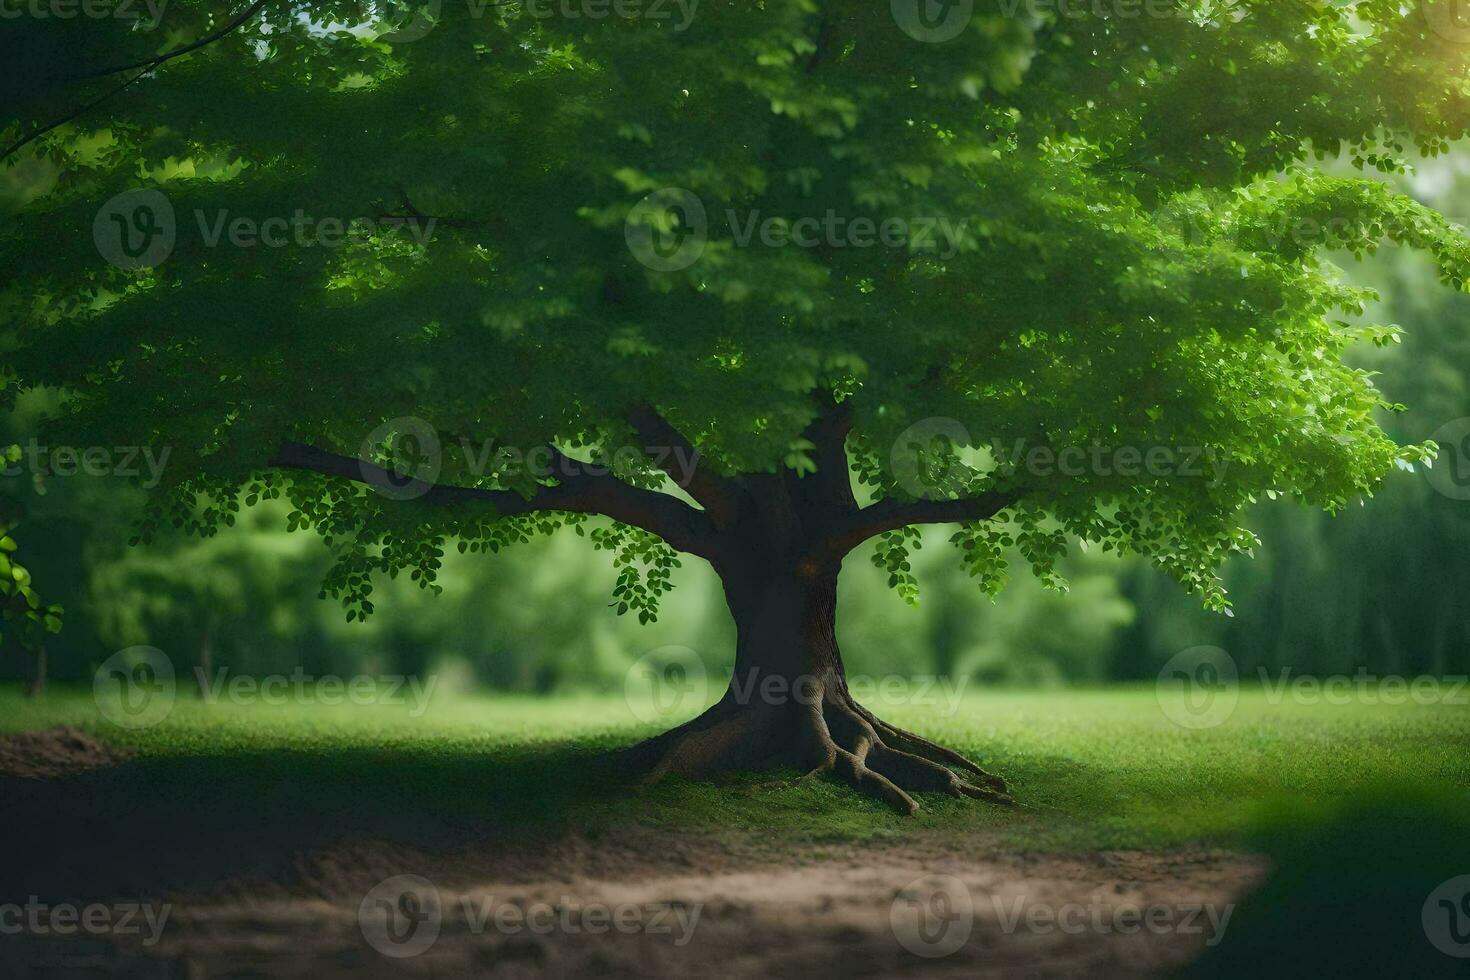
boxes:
[627,404,740,527]
[818,489,1021,560]
[269,440,719,560]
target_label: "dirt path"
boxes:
[4,827,1265,979]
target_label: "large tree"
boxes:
[4,0,1469,812]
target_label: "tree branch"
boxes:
[626,404,740,527]
[53,0,277,81]
[0,70,150,165]
[818,489,1022,560]
[269,439,720,560]
[2,0,274,165]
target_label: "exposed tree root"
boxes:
[625,682,1013,815]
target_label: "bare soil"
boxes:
[0,728,1266,978]
[0,725,131,779]
[3,824,1265,979]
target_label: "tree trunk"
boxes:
[196,629,214,698]
[25,644,46,699]
[626,552,1010,815]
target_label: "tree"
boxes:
[4,1,1470,812]
[0,445,64,696]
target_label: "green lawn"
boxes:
[5,683,1467,853]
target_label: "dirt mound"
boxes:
[0,726,130,779]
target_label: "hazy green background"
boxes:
[4,158,1470,693]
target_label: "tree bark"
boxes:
[625,549,1012,814]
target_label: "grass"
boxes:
[4,682,1468,856]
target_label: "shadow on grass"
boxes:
[1179,788,1470,979]
[0,740,634,904]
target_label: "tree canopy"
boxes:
[5,0,1470,622]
